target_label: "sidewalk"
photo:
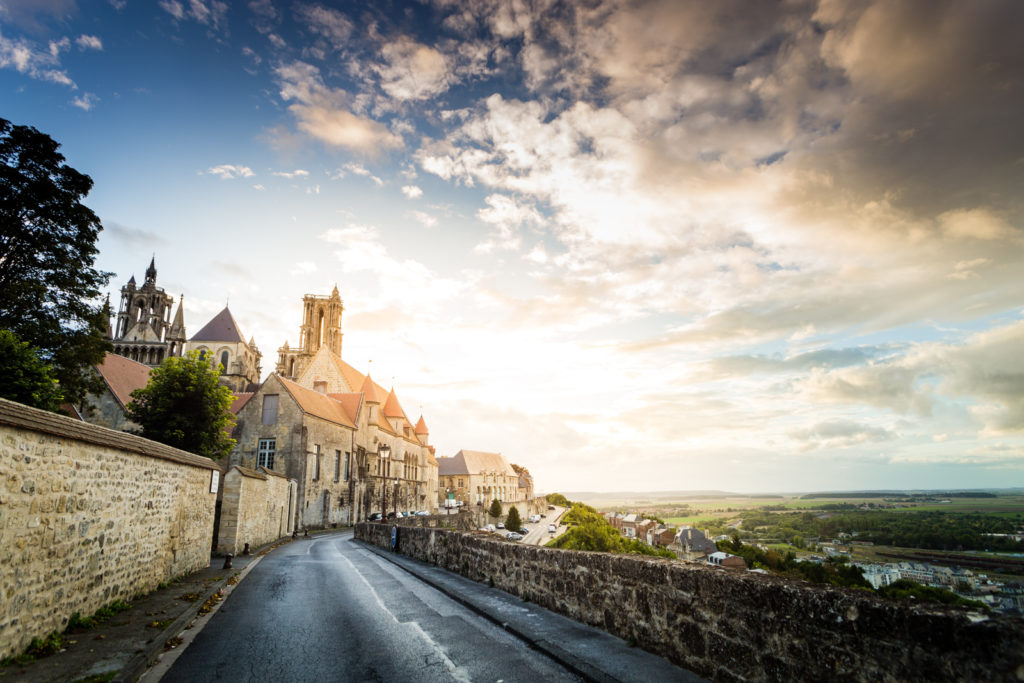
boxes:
[357,538,704,682]
[0,538,292,683]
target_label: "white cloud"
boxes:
[161,0,228,30]
[207,164,255,179]
[71,92,98,111]
[401,185,423,199]
[0,31,75,87]
[411,211,437,228]
[374,37,451,101]
[159,0,185,20]
[330,162,384,186]
[274,60,402,154]
[290,261,318,276]
[75,35,102,51]
[273,169,310,178]
[294,4,353,48]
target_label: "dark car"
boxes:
[518,527,529,534]
[368,513,382,521]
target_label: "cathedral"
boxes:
[107,258,261,391]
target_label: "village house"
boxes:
[436,450,525,508]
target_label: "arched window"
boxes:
[198,349,207,361]
[317,309,325,348]
[220,351,229,373]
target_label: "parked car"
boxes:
[518,527,529,534]
[497,522,505,529]
[506,532,523,541]
[548,524,557,533]
[485,524,496,532]
[548,505,555,510]
[415,510,430,516]
[368,513,382,521]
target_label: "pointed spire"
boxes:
[414,415,429,435]
[331,283,340,298]
[360,373,381,403]
[383,387,404,418]
[169,295,186,341]
[145,255,156,283]
[103,294,113,340]
[128,274,136,286]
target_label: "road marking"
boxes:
[340,548,473,683]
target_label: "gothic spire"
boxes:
[145,255,157,284]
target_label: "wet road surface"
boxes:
[162,531,581,682]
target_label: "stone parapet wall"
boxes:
[355,523,1024,681]
[0,399,218,659]
[217,466,296,554]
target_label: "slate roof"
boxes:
[437,449,516,477]
[95,353,151,409]
[190,306,246,343]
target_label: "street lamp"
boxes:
[379,443,390,522]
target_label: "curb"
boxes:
[356,539,617,683]
[113,538,287,683]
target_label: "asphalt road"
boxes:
[161,531,581,682]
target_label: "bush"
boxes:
[506,506,521,531]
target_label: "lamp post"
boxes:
[379,443,390,521]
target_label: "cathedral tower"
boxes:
[111,257,185,366]
[276,286,343,379]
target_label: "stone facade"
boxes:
[216,466,296,555]
[356,524,1024,682]
[437,450,526,508]
[276,287,344,380]
[0,398,218,659]
[110,257,186,366]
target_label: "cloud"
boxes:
[290,261,317,276]
[274,60,403,154]
[294,3,353,48]
[70,92,98,110]
[330,162,384,186]
[374,37,451,101]
[401,185,422,199]
[102,221,168,249]
[474,193,543,252]
[75,34,102,51]
[161,0,229,30]
[411,211,437,228]
[0,30,75,87]
[207,164,254,179]
[273,169,309,178]
[788,420,898,452]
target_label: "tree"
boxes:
[546,492,569,507]
[0,330,62,410]
[506,506,521,532]
[126,351,236,459]
[0,118,111,406]
[488,498,502,519]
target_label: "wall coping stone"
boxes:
[0,397,218,470]
[231,465,269,480]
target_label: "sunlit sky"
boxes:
[2,0,1023,493]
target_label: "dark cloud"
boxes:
[102,221,167,249]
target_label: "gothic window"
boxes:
[220,351,229,373]
[343,452,350,481]
[334,450,341,482]
[257,438,275,469]
[312,444,321,481]
[198,349,207,361]
[261,395,278,424]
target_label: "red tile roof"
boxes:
[278,377,356,429]
[95,353,151,409]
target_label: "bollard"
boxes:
[242,542,250,556]
[304,529,309,537]
[292,530,298,538]
[223,553,233,569]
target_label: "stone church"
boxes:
[108,258,261,392]
[230,288,439,529]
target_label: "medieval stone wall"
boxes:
[0,399,218,659]
[355,523,1024,681]
[216,466,296,555]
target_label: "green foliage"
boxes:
[0,118,111,406]
[0,329,62,410]
[487,498,502,518]
[549,502,674,558]
[716,537,872,589]
[546,492,569,506]
[505,506,521,531]
[127,351,236,459]
[877,580,987,609]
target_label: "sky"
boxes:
[2,0,1023,494]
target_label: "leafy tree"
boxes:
[546,492,569,506]
[0,118,111,406]
[488,498,502,519]
[0,330,62,410]
[126,351,236,459]
[506,506,521,531]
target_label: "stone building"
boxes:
[276,286,343,380]
[228,289,437,528]
[436,450,525,508]
[185,306,262,392]
[109,257,186,366]
[80,352,151,431]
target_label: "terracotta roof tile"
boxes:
[414,415,429,435]
[95,353,151,409]
[229,392,254,415]
[327,392,363,425]
[278,377,356,429]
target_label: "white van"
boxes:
[548,524,557,534]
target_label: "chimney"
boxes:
[314,380,327,394]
